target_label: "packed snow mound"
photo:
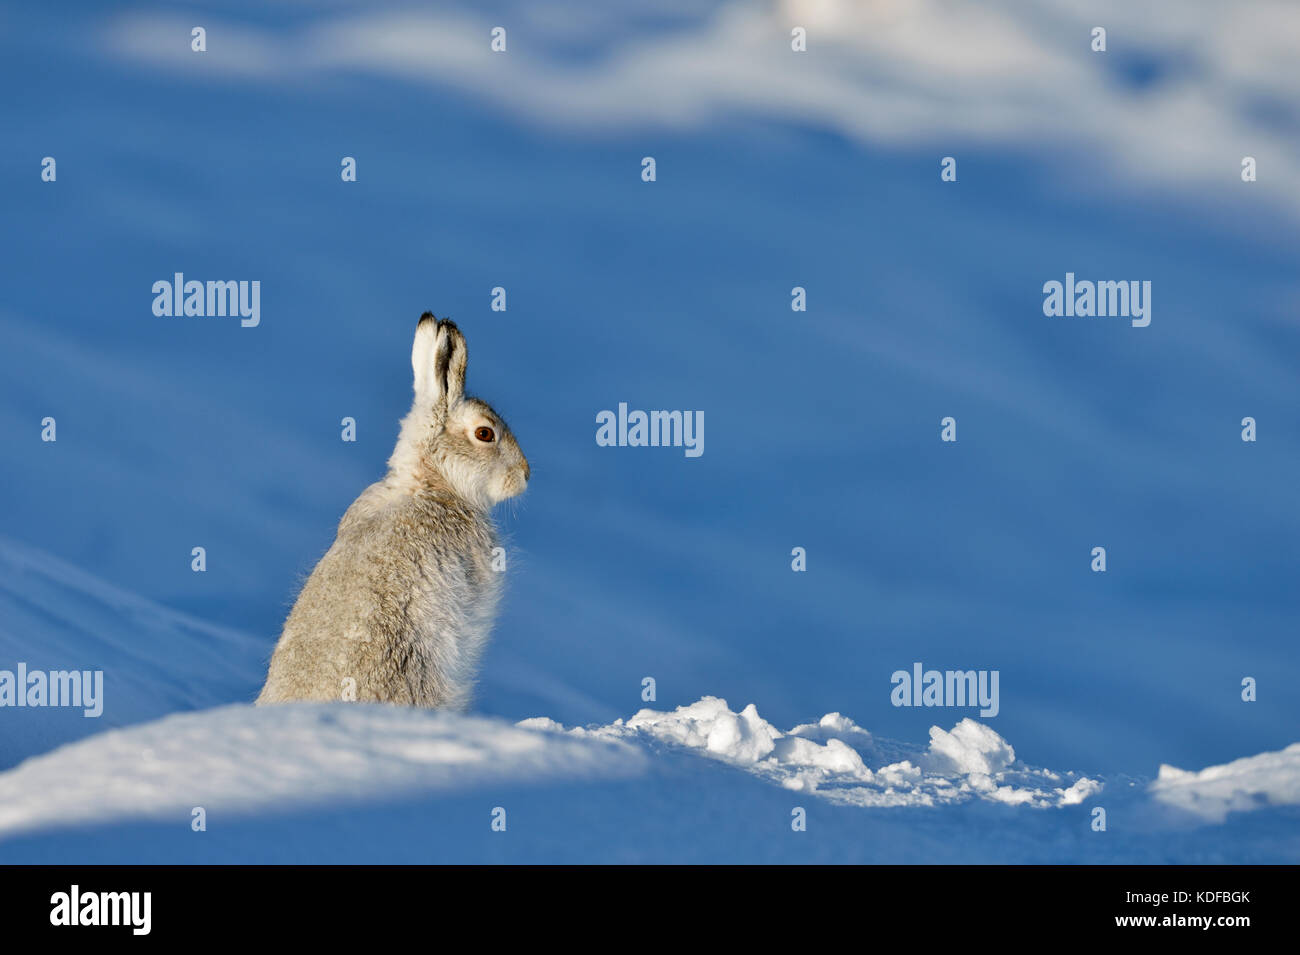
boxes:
[2,694,1295,853]
[523,696,1102,809]
[924,720,1016,776]
[1150,743,1300,823]
[0,703,646,837]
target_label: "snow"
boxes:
[924,719,1016,776]
[1150,744,1300,824]
[0,686,1296,862]
[0,704,645,836]
[629,698,781,764]
[2,2,1297,860]
[553,698,1101,808]
[1,527,1297,862]
[0,695,1103,840]
[0,536,266,770]
[97,1,1300,217]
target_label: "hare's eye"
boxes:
[474,426,496,443]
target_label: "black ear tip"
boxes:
[438,318,461,334]
[418,311,436,326]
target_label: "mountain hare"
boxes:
[257,314,530,709]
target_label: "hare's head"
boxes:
[391,313,529,507]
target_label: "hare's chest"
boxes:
[407,574,496,654]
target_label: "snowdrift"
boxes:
[0,693,1297,863]
[1,535,1297,863]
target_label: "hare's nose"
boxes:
[522,460,531,482]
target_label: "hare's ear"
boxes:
[411,313,467,407]
[412,312,440,399]
[435,319,467,406]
